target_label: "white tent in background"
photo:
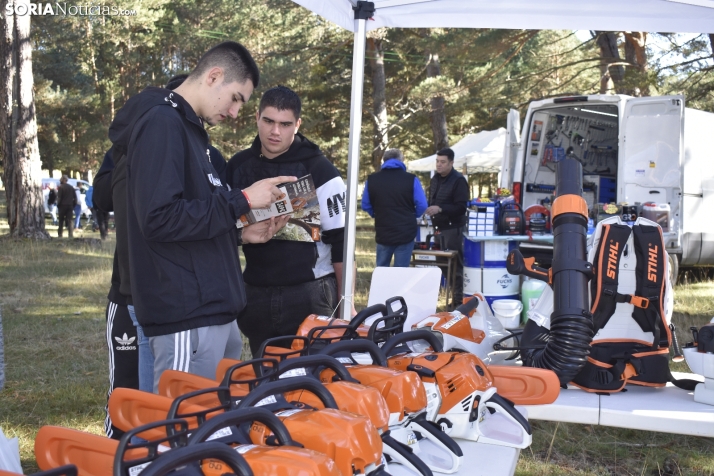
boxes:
[407,129,506,174]
[290,0,714,319]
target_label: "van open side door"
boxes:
[620,95,684,255]
[499,109,521,192]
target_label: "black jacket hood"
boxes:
[247,132,324,163]
[109,87,205,149]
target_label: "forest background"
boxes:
[3,0,714,200]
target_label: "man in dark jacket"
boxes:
[56,175,77,238]
[425,147,470,307]
[227,85,354,355]
[362,148,427,267]
[108,41,294,391]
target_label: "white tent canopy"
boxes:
[290,0,714,319]
[407,129,506,174]
[293,0,714,34]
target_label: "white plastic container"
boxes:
[521,278,547,325]
[641,202,671,232]
[491,299,523,329]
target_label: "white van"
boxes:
[42,178,92,219]
[504,94,714,281]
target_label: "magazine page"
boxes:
[235,175,321,243]
[274,175,321,242]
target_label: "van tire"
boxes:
[668,253,679,288]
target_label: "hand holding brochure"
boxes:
[236,175,321,242]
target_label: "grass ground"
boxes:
[1,189,713,475]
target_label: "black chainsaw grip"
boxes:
[381,330,445,356]
[275,354,359,383]
[350,303,388,328]
[455,296,480,315]
[187,407,297,447]
[139,443,253,476]
[235,376,339,410]
[320,339,388,367]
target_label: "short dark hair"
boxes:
[437,148,455,161]
[165,74,188,91]
[258,86,301,119]
[382,148,403,162]
[189,41,260,88]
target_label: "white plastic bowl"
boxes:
[492,299,523,329]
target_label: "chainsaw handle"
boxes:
[114,419,190,476]
[257,336,309,361]
[167,387,232,422]
[138,443,253,476]
[235,376,338,410]
[455,297,480,316]
[349,303,388,328]
[385,296,408,316]
[221,358,280,387]
[34,466,78,476]
[507,249,550,283]
[275,355,359,383]
[187,407,297,447]
[366,313,406,343]
[485,393,532,436]
[381,330,444,356]
[320,339,388,367]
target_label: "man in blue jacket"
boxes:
[362,148,428,267]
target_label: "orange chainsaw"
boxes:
[232,376,387,476]
[35,417,255,476]
[294,297,409,350]
[319,339,464,474]
[380,330,537,449]
[410,295,520,365]
[109,384,368,475]
[158,355,430,475]
[108,378,386,476]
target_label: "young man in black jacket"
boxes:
[226,86,355,355]
[108,41,294,391]
[424,147,470,308]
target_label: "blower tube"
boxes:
[507,157,594,385]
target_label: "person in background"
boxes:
[47,182,58,225]
[361,148,427,267]
[56,175,76,238]
[73,185,83,230]
[86,184,108,240]
[227,85,355,355]
[424,147,469,308]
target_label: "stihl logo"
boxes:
[648,244,659,282]
[606,240,619,279]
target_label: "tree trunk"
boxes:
[426,51,449,151]
[709,34,714,56]
[367,36,389,172]
[0,0,49,238]
[595,31,625,94]
[624,32,649,96]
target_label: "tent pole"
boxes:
[340,2,372,320]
